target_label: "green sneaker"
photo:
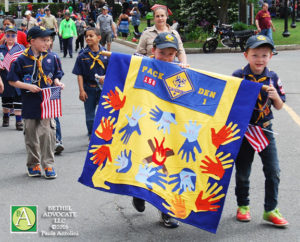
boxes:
[263,208,288,227]
[236,206,251,222]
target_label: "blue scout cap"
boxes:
[5,25,17,33]
[153,32,178,50]
[245,35,274,50]
[27,26,53,41]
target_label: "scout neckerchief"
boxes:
[88,49,105,70]
[22,48,52,87]
[247,74,270,123]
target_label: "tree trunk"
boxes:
[239,0,247,23]
[213,0,230,24]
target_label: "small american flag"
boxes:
[244,125,269,152]
[0,44,24,71]
[41,87,62,119]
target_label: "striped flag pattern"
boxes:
[41,87,62,119]
[0,44,24,71]
[244,125,269,152]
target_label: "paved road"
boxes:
[1,39,299,242]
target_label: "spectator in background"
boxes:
[96,5,117,51]
[17,4,22,19]
[59,12,77,58]
[78,0,84,13]
[136,4,187,64]
[171,20,179,31]
[0,17,29,47]
[255,3,277,55]
[19,23,28,35]
[22,11,38,31]
[36,8,45,23]
[130,7,141,34]
[27,3,33,11]
[117,10,130,40]
[40,8,58,34]
[75,14,87,51]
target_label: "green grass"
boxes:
[272,18,300,45]
[123,18,300,48]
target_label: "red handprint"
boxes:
[195,191,221,212]
[91,145,112,166]
[95,118,114,141]
[211,125,234,149]
[200,155,225,180]
[152,137,171,166]
[105,89,126,111]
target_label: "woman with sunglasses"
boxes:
[0,17,29,48]
[0,26,25,130]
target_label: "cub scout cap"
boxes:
[102,5,109,10]
[5,25,17,33]
[153,32,178,50]
[27,26,53,41]
[245,35,274,50]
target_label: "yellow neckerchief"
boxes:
[22,48,52,87]
[88,50,105,70]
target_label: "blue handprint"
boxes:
[119,106,146,144]
[135,164,167,189]
[178,121,202,162]
[150,106,177,134]
[169,168,197,195]
[115,149,132,173]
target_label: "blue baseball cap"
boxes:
[153,32,178,50]
[27,26,54,41]
[5,25,17,33]
[245,35,274,50]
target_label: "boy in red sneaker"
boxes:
[232,35,288,227]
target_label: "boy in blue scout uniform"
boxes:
[72,27,108,139]
[132,32,182,229]
[0,26,25,130]
[8,26,64,179]
[232,35,288,227]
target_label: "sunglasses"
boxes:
[6,33,16,38]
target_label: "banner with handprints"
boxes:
[78,53,261,233]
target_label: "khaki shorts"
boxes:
[100,32,112,46]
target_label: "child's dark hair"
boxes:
[84,27,100,36]
[3,16,15,25]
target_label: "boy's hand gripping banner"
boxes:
[78,53,261,233]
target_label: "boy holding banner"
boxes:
[232,35,288,227]
[8,26,64,179]
[132,32,185,228]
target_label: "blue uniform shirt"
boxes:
[72,45,108,86]
[0,43,25,97]
[233,64,286,126]
[7,48,63,119]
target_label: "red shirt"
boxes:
[256,10,272,30]
[0,31,29,47]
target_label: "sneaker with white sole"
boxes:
[55,141,64,155]
[44,167,57,179]
[160,212,179,228]
[263,208,288,227]
[27,164,42,177]
[236,206,251,222]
